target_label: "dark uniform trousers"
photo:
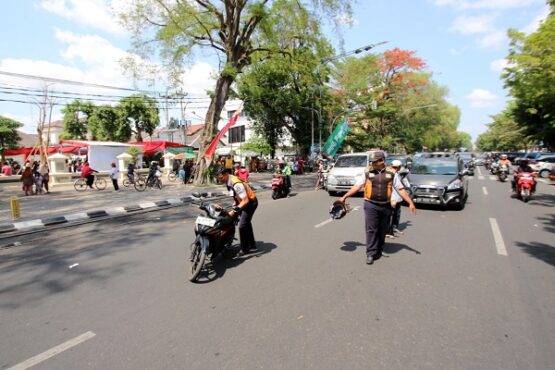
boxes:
[239,198,258,252]
[364,200,392,258]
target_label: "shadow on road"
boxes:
[383,242,421,255]
[340,241,364,252]
[536,213,555,234]
[193,241,278,284]
[525,193,555,208]
[515,240,555,268]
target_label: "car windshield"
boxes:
[334,155,368,168]
[411,160,458,175]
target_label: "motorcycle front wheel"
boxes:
[521,188,531,203]
[189,242,206,282]
[272,189,278,199]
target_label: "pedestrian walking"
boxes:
[338,151,416,265]
[386,160,405,238]
[39,162,50,194]
[20,163,34,196]
[216,167,258,257]
[110,162,119,191]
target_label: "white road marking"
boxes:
[478,175,485,180]
[105,207,126,215]
[476,166,483,176]
[482,186,488,195]
[8,331,96,370]
[13,220,43,229]
[315,206,360,228]
[315,219,333,228]
[489,218,508,256]
[489,176,496,181]
[64,212,88,222]
[138,202,157,209]
[68,263,79,269]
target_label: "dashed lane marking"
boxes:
[482,186,488,195]
[8,331,96,370]
[489,218,508,256]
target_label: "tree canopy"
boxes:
[0,115,22,161]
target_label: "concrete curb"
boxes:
[0,191,226,236]
[0,183,271,237]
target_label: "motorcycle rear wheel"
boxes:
[189,242,206,282]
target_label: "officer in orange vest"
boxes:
[216,167,258,257]
[338,151,416,265]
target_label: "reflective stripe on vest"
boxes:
[363,170,394,202]
[230,175,256,201]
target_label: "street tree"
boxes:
[61,100,95,140]
[476,105,530,151]
[503,8,555,148]
[118,94,159,142]
[117,0,353,183]
[88,105,132,142]
[0,116,22,161]
[240,135,272,156]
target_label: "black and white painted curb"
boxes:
[0,183,271,237]
[0,191,228,236]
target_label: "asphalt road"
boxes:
[1,167,554,369]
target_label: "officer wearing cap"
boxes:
[216,167,258,257]
[338,151,416,265]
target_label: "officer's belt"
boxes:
[365,199,390,206]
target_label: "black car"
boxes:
[407,157,469,210]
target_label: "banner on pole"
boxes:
[204,105,243,164]
[322,119,350,157]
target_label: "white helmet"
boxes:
[391,160,403,167]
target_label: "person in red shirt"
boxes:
[80,162,97,188]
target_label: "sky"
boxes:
[0,0,550,145]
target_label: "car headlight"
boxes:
[327,175,337,185]
[447,179,463,190]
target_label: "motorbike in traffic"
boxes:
[497,164,509,182]
[514,172,536,203]
[188,193,238,282]
[271,174,288,199]
[490,162,499,175]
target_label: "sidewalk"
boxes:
[0,172,276,236]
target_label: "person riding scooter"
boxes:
[512,159,535,192]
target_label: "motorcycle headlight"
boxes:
[447,179,463,190]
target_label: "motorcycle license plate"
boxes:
[196,216,216,227]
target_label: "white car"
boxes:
[326,152,374,195]
[531,155,555,178]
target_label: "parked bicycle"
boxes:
[74,176,107,192]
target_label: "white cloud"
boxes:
[467,88,499,108]
[478,29,506,48]
[522,5,550,34]
[490,58,508,72]
[432,0,542,10]
[450,14,496,34]
[179,62,217,96]
[38,0,125,34]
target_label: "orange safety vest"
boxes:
[363,169,394,203]
[229,175,257,202]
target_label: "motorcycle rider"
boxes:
[497,154,512,169]
[216,167,258,257]
[512,159,535,192]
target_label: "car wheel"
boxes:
[539,169,549,179]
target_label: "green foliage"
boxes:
[61,100,94,139]
[476,105,531,151]
[0,116,23,160]
[126,146,142,162]
[241,135,272,155]
[88,105,132,142]
[503,12,555,147]
[118,94,160,141]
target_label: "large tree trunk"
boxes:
[193,74,234,185]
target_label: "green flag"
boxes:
[322,119,350,157]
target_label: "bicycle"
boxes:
[134,173,162,191]
[74,176,107,192]
[123,173,145,187]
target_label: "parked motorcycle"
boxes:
[497,164,509,182]
[515,172,536,203]
[189,193,238,282]
[271,174,288,199]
